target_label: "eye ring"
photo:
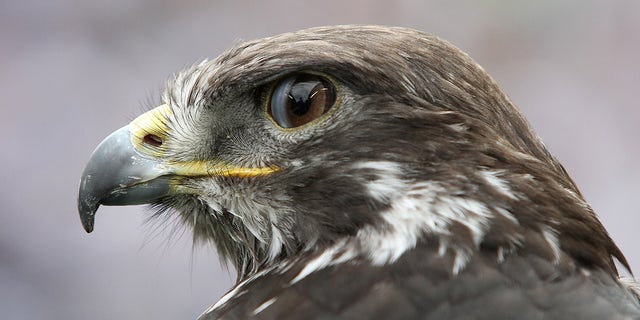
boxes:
[267,73,337,129]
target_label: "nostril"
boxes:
[143,134,163,147]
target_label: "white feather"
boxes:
[288,180,501,283]
[289,242,345,284]
[541,226,561,264]
[252,297,277,315]
[480,169,518,200]
[352,161,407,203]
[202,267,273,314]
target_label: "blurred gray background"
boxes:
[1,1,638,319]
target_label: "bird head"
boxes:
[78,25,627,278]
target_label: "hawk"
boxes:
[78,25,640,319]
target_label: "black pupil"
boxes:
[289,81,324,116]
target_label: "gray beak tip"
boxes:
[82,217,95,234]
[78,194,98,233]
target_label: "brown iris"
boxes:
[268,74,336,128]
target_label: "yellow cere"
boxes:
[130,104,173,156]
[130,104,280,179]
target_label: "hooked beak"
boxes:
[77,104,177,233]
[77,124,172,233]
[77,104,280,233]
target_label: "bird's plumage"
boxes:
[78,25,640,319]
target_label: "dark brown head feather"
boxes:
[160,25,628,276]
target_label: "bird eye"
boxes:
[268,73,336,128]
